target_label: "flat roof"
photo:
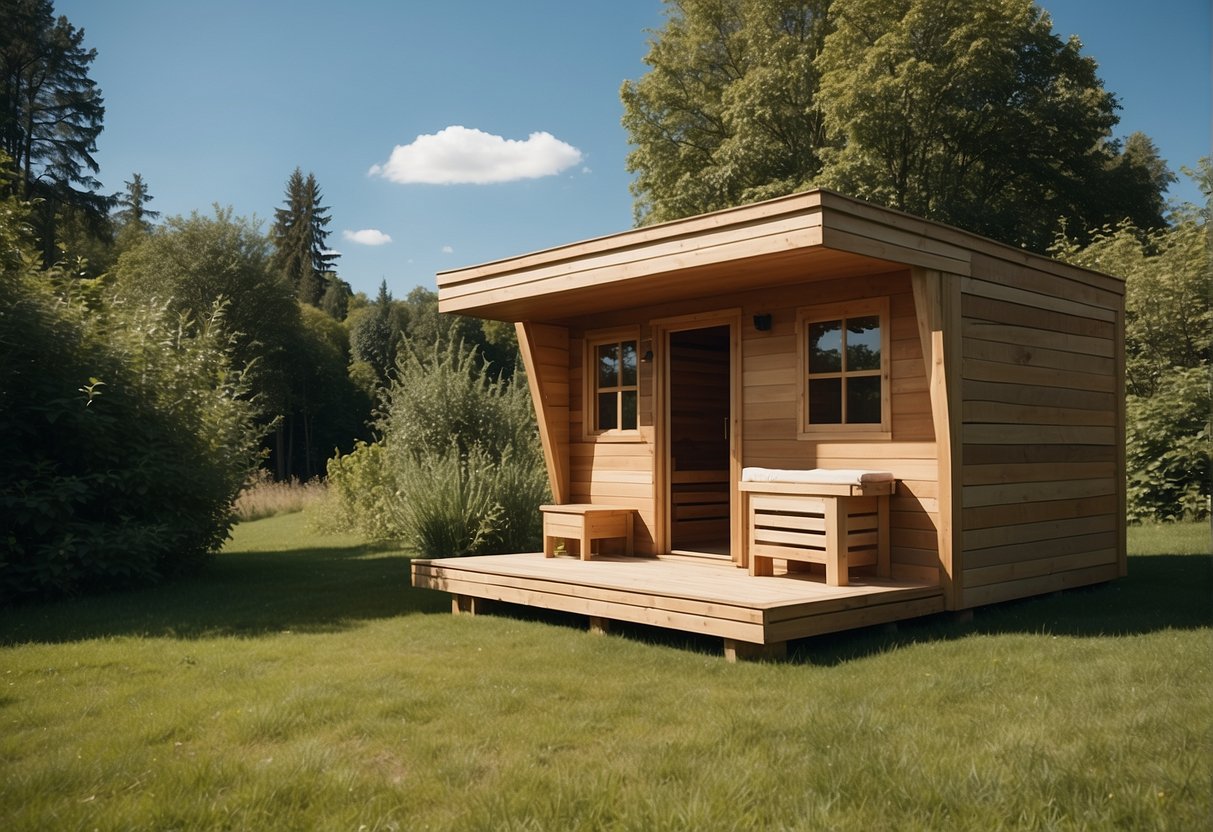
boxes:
[437,189,1121,322]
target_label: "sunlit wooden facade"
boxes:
[412,190,1125,656]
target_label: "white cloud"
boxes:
[441,245,454,254]
[369,125,583,185]
[342,229,392,246]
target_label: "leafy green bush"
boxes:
[1125,367,1211,523]
[309,440,400,541]
[1052,187,1211,522]
[0,270,262,600]
[316,337,548,556]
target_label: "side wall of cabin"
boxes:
[557,268,942,585]
[954,257,1126,608]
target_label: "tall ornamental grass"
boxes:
[231,469,327,522]
[314,338,548,555]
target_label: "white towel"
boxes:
[741,467,894,486]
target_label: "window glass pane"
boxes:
[621,390,638,430]
[621,341,638,386]
[846,316,881,371]
[808,320,842,373]
[597,392,617,431]
[808,377,842,424]
[597,343,619,388]
[846,375,882,424]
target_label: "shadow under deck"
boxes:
[411,554,944,658]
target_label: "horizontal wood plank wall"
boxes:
[738,273,939,583]
[958,260,1124,607]
[569,328,658,554]
[563,269,938,576]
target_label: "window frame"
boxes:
[796,297,892,441]
[584,326,643,442]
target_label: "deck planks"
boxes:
[412,553,944,646]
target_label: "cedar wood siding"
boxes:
[956,256,1126,608]
[561,269,941,584]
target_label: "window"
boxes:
[586,330,640,438]
[797,298,890,439]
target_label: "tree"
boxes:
[277,304,371,480]
[109,171,159,257]
[621,0,833,225]
[0,191,261,601]
[1051,169,1211,521]
[112,207,301,480]
[319,275,353,320]
[113,172,159,231]
[814,0,1167,251]
[623,0,1172,252]
[270,167,338,306]
[348,278,402,387]
[113,207,299,391]
[0,0,110,266]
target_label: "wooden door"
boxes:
[653,311,742,561]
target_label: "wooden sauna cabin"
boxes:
[411,190,1126,659]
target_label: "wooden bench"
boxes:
[541,504,635,561]
[740,469,894,586]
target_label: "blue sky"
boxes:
[58,0,1211,299]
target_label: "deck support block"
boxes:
[723,639,787,663]
[452,595,484,616]
[588,616,610,635]
[952,608,975,625]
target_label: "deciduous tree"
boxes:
[623,0,1172,251]
[1051,168,1211,521]
[816,0,1166,250]
[622,0,833,225]
[112,207,301,480]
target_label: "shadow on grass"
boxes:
[454,552,1213,664]
[788,551,1213,666]
[0,538,449,646]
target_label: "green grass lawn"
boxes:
[2,515,1209,831]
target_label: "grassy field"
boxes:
[1,515,1208,831]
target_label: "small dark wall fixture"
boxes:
[753,313,773,332]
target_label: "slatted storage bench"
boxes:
[741,468,895,586]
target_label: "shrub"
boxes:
[309,440,400,541]
[0,267,262,600]
[1125,367,1211,523]
[1052,198,1211,523]
[319,337,549,556]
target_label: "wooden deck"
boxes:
[411,554,945,660]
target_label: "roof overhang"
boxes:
[436,189,1118,323]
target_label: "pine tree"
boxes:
[0,0,110,266]
[270,167,338,306]
[114,172,159,230]
[349,279,401,384]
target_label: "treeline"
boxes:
[623,0,1174,252]
[0,0,523,600]
[1051,162,1212,523]
[2,0,1206,602]
[626,0,1210,522]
